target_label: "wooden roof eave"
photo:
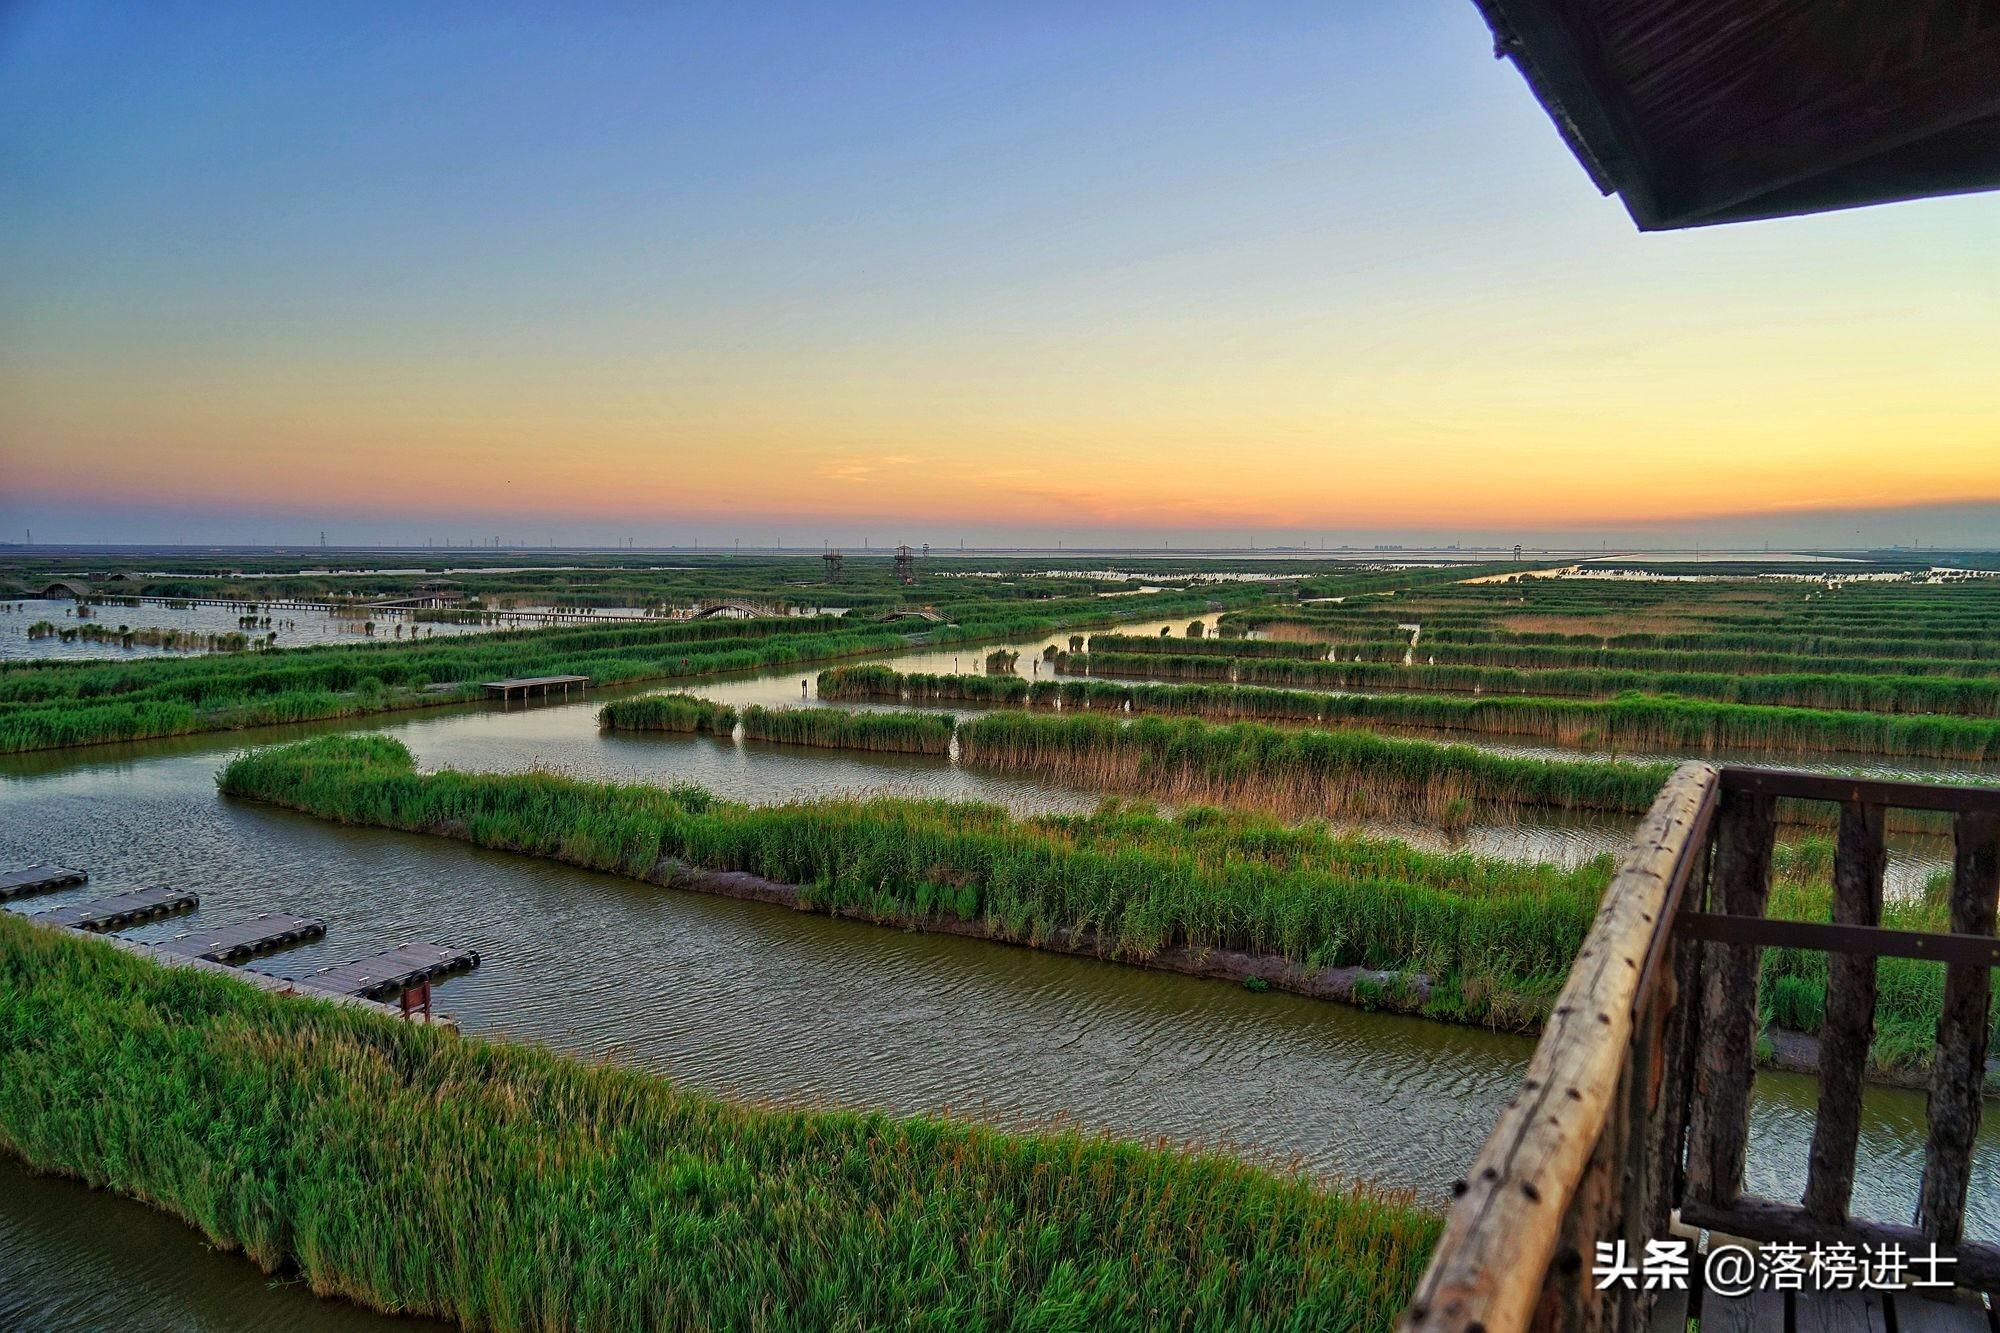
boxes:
[1475,0,2000,230]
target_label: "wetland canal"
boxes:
[3,622,1994,1328]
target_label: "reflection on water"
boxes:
[1,619,1994,1328]
[0,1155,447,1333]
[0,597,499,662]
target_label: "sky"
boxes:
[2,1,1996,550]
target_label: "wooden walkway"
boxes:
[32,887,199,931]
[297,942,480,1000]
[483,674,588,702]
[0,864,87,900]
[1658,1284,1995,1332]
[160,913,326,963]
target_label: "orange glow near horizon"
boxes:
[9,281,1995,533]
[2,4,1995,543]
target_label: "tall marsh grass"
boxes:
[819,665,1029,705]
[598,693,738,733]
[220,735,1609,1028]
[1045,669,2000,760]
[1233,659,2000,719]
[740,705,954,755]
[957,711,1670,823]
[0,908,1438,1330]
[213,736,1986,1077]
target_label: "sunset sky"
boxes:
[2,2,1996,548]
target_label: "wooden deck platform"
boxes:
[1403,765,2000,1332]
[296,941,480,1000]
[1661,1283,1995,1332]
[32,886,199,931]
[0,864,87,901]
[482,674,588,702]
[160,913,326,964]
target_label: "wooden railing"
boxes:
[1401,763,2000,1332]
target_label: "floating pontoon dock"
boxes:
[298,942,481,1000]
[160,913,327,963]
[8,861,477,1025]
[482,674,588,702]
[33,887,199,931]
[0,864,87,900]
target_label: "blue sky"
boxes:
[3,1,1995,548]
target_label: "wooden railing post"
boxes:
[1683,787,1774,1211]
[1644,854,1703,1238]
[1803,800,1885,1224]
[1916,809,2000,1247]
[1401,763,1716,1333]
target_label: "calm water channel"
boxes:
[2,620,1995,1329]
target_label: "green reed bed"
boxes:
[212,736,1980,1080]
[999,668,2000,759]
[1380,641,2000,680]
[833,666,1321,724]
[740,704,955,755]
[1066,650,1240,682]
[1074,671,2000,760]
[1028,676,1139,711]
[1301,692,2000,761]
[0,622,907,753]
[1086,633,1331,661]
[0,581,1248,753]
[219,735,1606,1027]
[0,910,1437,1332]
[818,664,1030,705]
[1034,677,1327,723]
[598,693,738,734]
[956,711,1670,824]
[814,663,905,699]
[1760,851,1996,1079]
[1233,659,2000,719]
[1418,626,1995,660]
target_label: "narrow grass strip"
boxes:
[210,736,1985,1080]
[0,910,1438,1331]
[957,711,1670,824]
[740,704,954,755]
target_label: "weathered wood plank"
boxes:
[1794,1288,1888,1333]
[1718,767,2000,816]
[1400,763,1718,1333]
[1698,1287,1784,1333]
[1684,787,1775,1211]
[1644,1285,1687,1333]
[1888,1288,1993,1333]
[1544,1057,1626,1332]
[1917,809,1999,1247]
[1805,800,1885,1224]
